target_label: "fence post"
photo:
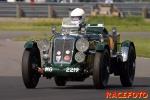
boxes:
[16,5,22,18]
[142,7,147,18]
[91,6,93,13]
[81,6,85,11]
[110,4,114,14]
[48,6,53,18]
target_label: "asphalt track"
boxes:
[0,76,149,100]
[0,31,150,100]
[0,31,150,40]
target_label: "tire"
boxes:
[93,49,110,89]
[54,76,67,86]
[22,47,41,89]
[120,45,136,87]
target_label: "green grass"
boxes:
[105,25,150,32]
[87,16,150,32]
[0,18,62,31]
[13,34,150,58]
[121,37,150,58]
[2,25,150,32]
[1,16,150,32]
[87,16,148,26]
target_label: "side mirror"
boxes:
[52,26,56,34]
[112,27,117,35]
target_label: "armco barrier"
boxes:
[0,2,94,18]
[114,2,150,18]
[0,2,150,18]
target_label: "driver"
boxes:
[70,8,85,28]
[70,8,114,50]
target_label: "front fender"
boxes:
[120,46,129,62]
[95,42,108,51]
[24,41,37,49]
[120,40,135,62]
[24,41,41,61]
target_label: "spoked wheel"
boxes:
[22,47,41,89]
[120,45,136,87]
[54,76,67,86]
[93,48,110,89]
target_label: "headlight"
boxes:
[75,52,85,63]
[76,38,89,51]
[37,38,50,51]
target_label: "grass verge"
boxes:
[13,34,150,58]
[1,16,150,32]
[121,37,150,58]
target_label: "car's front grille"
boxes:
[54,38,74,63]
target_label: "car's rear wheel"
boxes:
[22,47,41,89]
[54,76,67,86]
[93,48,110,89]
[120,45,136,87]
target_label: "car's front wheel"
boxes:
[93,48,110,89]
[22,47,41,89]
[120,45,136,87]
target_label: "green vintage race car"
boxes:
[22,18,136,89]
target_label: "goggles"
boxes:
[71,16,82,21]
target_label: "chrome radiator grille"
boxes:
[54,38,74,63]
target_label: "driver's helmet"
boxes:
[70,8,85,24]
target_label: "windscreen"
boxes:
[85,19,104,34]
[86,27,103,34]
[61,17,79,34]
